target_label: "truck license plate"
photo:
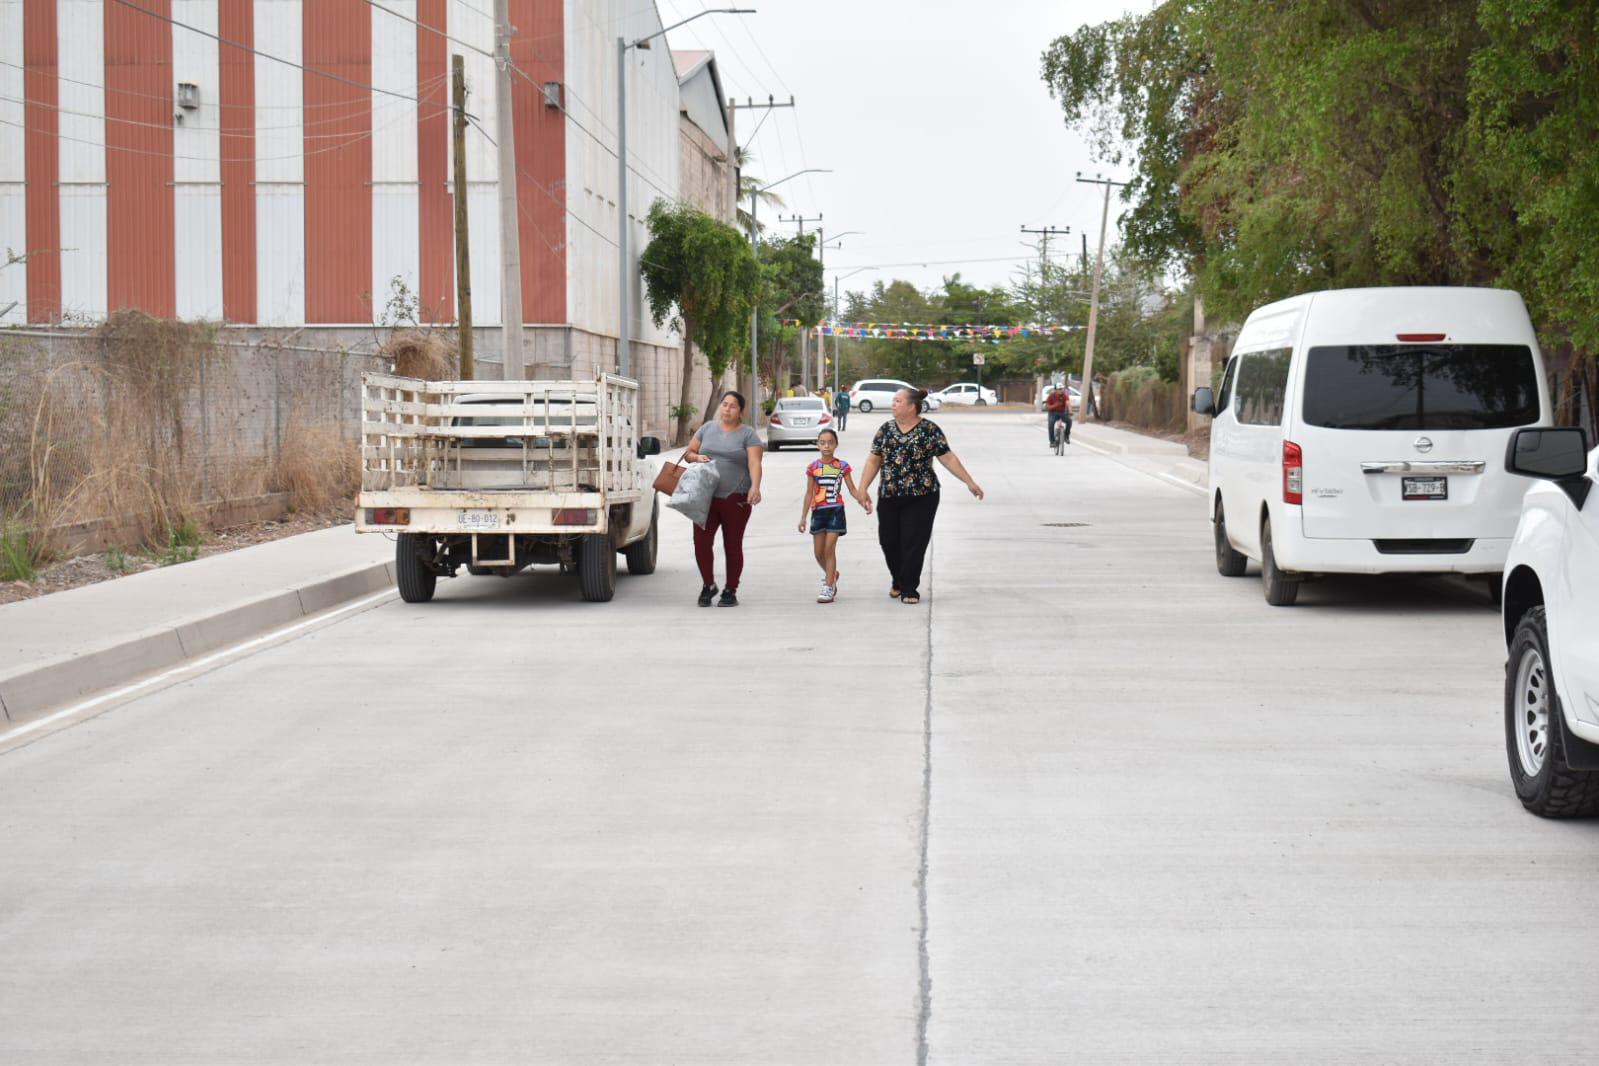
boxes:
[458,509,500,530]
[1402,476,1448,501]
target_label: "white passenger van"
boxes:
[1192,288,1550,605]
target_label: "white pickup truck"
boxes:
[1501,427,1599,817]
[355,372,662,603]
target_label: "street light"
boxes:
[818,233,865,396]
[617,8,755,379]
[749,167,830,422]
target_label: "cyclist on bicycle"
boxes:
[1044,385,1072,448]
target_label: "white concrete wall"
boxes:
[173,0,224,321]
[0,0,25,323]
[57,0,106,320]
[564,0,679,348]
[254,0,304,326]
[370,1,419,323]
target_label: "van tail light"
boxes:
[366,507,411,525]
[1396,333,1446,343]
[1283,441,1304,505]
[552,508,596,526]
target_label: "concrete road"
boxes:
[3,411,1595,1064]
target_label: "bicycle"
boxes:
[1052,415,1070,455]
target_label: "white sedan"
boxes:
[936,382,998,407]
[1501,427,1599,817]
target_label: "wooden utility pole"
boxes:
[493,0,525,380]
[451,55,474,379]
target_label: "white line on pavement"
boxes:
[0,589,397,748]
[1072,439,1208,497]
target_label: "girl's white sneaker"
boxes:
[817,585,836,604]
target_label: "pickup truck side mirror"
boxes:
[1507,427,1592,509]
[1191,387,1215,416]
[637,436,663,458]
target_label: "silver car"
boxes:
[765,397,834,451]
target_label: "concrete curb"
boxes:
[0,560,394,726]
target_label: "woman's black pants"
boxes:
[877,492,940,598]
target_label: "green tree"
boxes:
[640,201,761,443]
[755,234,825,394]
[1040,0,1599,427]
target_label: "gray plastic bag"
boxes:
[667,459,719,529]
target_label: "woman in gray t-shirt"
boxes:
[683,390,764,607]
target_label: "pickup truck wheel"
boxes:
[395,533,437,603]
[624,502,659,575]
[579,532,616,602]
[1506,607,1599,818]
[1261,520,1299,606]
[1214,501,1248,577]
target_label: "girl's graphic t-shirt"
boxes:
[807,457,852,509]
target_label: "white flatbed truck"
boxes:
[355,372,663,602]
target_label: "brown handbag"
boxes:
[653,458,688,495]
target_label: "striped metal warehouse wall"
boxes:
[0,0,612,331]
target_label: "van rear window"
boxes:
[1301,344,1540,430]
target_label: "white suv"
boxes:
[1501,427,1599,817]
[849,379,941,413]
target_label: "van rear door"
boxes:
[1295,343,1542,542]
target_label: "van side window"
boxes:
[1215,357,1238,414]
[1234,348,1292,427]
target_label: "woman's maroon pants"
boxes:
[693,493,751,591]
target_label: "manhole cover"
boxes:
[1042,522,1090,528]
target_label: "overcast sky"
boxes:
[657,0,1150,311]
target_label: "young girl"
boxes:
[798,429,870,603]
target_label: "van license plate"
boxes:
[459,509,500,530]
[1402,476,1448,501]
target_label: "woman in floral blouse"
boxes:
[855,387,984,604]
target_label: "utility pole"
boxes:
[726,94,795,422]
[451,55,474,379]
[742,166,829,422]
[1076,174,1127,419]
[493,0,524,380]
[782,213,822,392]
[1022,225,1068,396]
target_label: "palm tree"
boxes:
[735,146,785,238]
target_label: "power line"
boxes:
[107,0,435,106]
[826,255,1042,272]
[361,0,493,58]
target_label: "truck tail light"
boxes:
[553,508,597,526]
[1283,441,1303,505]
[366,507,411,525]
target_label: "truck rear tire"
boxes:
[624,502,659,575]
[396,533,437,603]
[580,532,616,602]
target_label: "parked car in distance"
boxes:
[766,397,832,451]
[1500,426,1599,817]
[936,382,998,406]
[1193,286,1551,606]
[1037,383,1080,412]
[849,378,941,413]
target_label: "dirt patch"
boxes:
[0,505,353,606]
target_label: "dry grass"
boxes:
[272,419,360,514]
[386,330,455,379]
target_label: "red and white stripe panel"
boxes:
[6,0,569,328]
